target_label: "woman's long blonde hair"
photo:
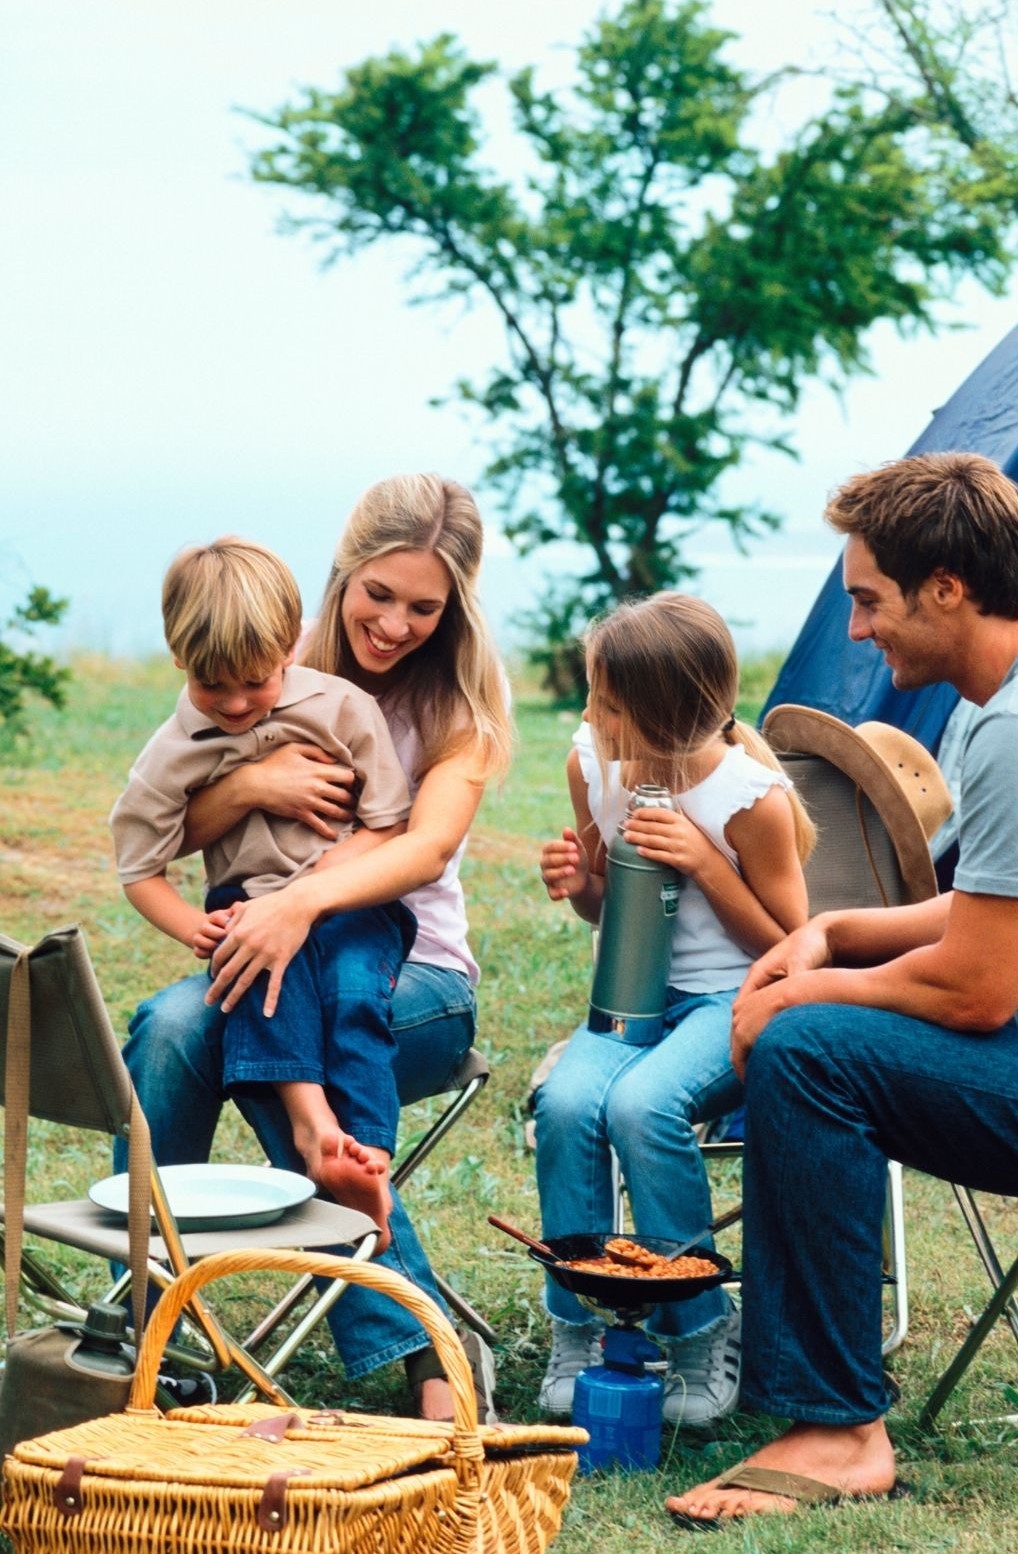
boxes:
[586,592,815,860]
[301,474,511,781]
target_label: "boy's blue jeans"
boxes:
[218,902,413,1156]
[114,959,476,1378]
[534,986,742,1339]
[741,1003,1018,1423]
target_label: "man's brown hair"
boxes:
[825,452,1018,617]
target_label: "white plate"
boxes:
[89,1163,316,1231]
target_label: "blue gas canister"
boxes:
[572,1325,663,1473]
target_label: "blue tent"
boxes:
[761,321,1018,752]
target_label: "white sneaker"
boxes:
[663,1302,741,1427]
[538,1318,605,1416]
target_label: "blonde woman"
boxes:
[118,474,511,1421]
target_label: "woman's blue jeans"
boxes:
[115,960,475,1378]
[741,1002,1018,1424]
[533,986,742,1338]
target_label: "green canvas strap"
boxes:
[4,933,151,1346]
[4,948,30,1339]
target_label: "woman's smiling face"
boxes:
[341,548,453,684]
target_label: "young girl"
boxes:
[535,592,814,1426]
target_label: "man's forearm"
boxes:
[820,893,952,965]
[761,940,1003,1033]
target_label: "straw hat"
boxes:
[763,704,953,901]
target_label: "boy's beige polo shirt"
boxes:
[111,664,410,897]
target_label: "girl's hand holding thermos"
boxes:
[622,805,713,881]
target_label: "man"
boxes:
[667,451,1018,1529]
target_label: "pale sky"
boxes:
[4,0,1017,658]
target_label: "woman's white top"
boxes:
[384,702,479,984]
[573,722,792,994]
[294,619,480,985]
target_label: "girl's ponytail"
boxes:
[724,718,816,862]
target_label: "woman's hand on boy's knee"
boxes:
[540,828,589,901]
[206,893,312,1016]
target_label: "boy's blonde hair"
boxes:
[302,473,512,781]
[162,536,302,682]
[586,592,815,860]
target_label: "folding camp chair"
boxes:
[1,925,380,1409]
[392,1046,494,1341]
[918,1187,1018,1426]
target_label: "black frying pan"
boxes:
[529,1232,734,1309]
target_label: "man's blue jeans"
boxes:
[741,1003,1018,1423]
[115,960,475,1378]
[533,986,742,1339]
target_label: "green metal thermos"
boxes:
[588,785,680,1041]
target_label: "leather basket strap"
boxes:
[126,1090,152,1344]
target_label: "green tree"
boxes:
[0,587,70,732]
[247,0,1018,693]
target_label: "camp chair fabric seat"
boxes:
[18,1193,373,1263]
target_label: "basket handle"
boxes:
[127,1249,483,1460]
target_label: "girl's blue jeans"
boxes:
[534,986,742,1338]
[114,960,475,1378]
[741,1003,1018,1423]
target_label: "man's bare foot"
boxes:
[308,1131,393,1252]
[664,1420,897,1527]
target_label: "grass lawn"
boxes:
[3,654,1018,1552]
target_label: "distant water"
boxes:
[480,527,843,661]
[14,524,843,667]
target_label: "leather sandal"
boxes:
[668,1461,909,1532]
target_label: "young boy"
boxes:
[110,536,415,1246]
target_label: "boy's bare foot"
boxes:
[664,1420,897,1528]
[306,1130,393,1252]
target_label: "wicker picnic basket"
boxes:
[0,1248,587,1554]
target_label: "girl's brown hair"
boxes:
[586,592,814,859]
[301,474,511,781]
